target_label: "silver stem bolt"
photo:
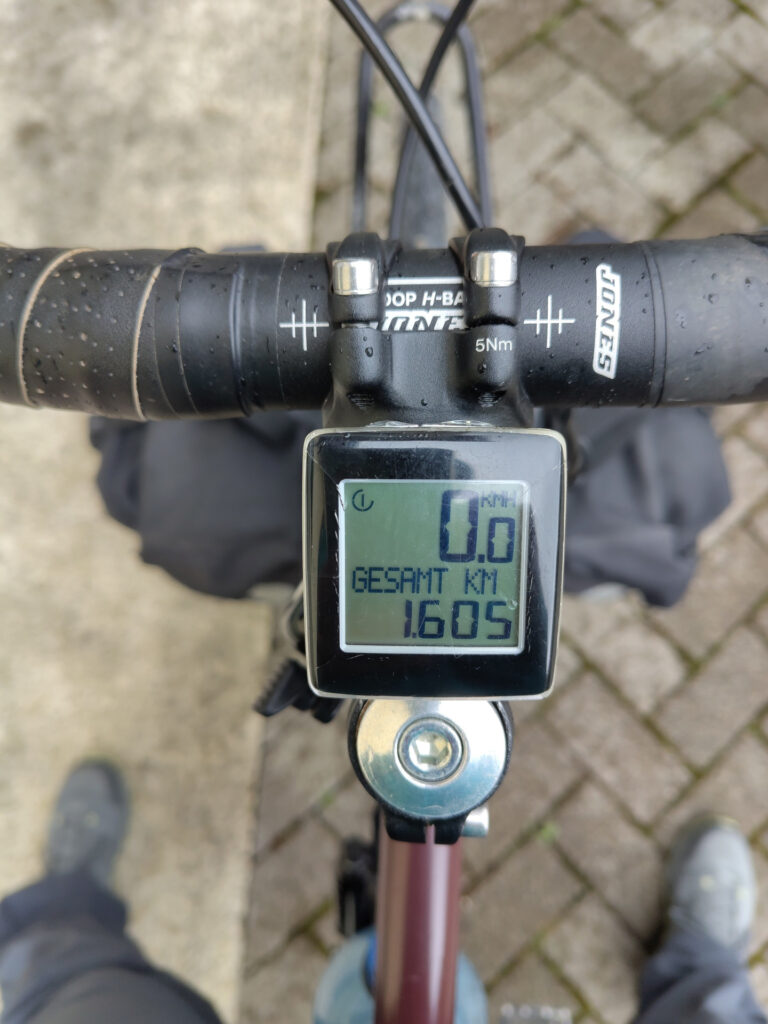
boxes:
[469,249,518,287]
[397,717,465,783]
[332,256,379,296]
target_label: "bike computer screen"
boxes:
[340,479,529,653]
[304,428,565,700]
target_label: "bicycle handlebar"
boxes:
[1,233,767,421]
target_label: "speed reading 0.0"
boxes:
[340,480,528,653]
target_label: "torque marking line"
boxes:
[279,299,329,352]
[523,294,576,349]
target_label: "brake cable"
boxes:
[330,0,484,230]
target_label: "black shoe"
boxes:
[45,760,129,887]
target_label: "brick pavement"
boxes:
[242,3,768,1021]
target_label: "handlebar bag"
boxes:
[89,406,729,607]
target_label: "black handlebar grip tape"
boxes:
[18,248,175,418]
[0,246,72,407]
[0,245,333,420]
[176,254,249,417]
[644,234,768,405]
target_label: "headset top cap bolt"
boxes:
[397,717,465,784]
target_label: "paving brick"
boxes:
[656,0,734,26]
[583,0,656,30]
[320,775,376,840]
[718,13,768,90]
[555,781,663,938]
[561,591,645,652]
[472,0,572,72]
[662,190,760,240]
[550,9,654,100]
[543,142,662,240]
[309,906,343,955]
[753,602,768,649]
[491,107,572,209]
[655,732,768,846]
[462,839,583,982]
[698,435,768,550]
[542,895,644,1024]
[638,118,751,213]
[731,152,768,218]
[722,82,768,149]
[749,504,768,553]
[510,642,584,726]
[495,178,581,246]
[745,0,768,24]
[654,626,768,769]
[742,407,768,456]
[589,619,687,714]
[312,181,391,248]
[650,529,768,659]
[548,673,692,824]
[750,962,768,1007]
[712,402,759,437]
[546,73,663,177]
[464,717,583,878]
[635,48,742,137]
[489,952,582,1022]
[555,640,583,689]
[629,0,730,73]
[240,937,326,1023]
[245,818,337,968]
[484,44,572,131]
[255,714,350,852]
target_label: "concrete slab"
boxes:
[0,1,328,1019]
[0,0,328,253]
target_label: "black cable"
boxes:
[331,0,484,230]
[388,1,492,238]
[352,2,430,231]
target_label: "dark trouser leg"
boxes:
[635,930,767,1024]
[0,873,223,1024]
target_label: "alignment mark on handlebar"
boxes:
[278,299,330,352]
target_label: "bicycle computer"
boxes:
[303,427,566,700]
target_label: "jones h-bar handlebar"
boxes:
[1,231,767,424]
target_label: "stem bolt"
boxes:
[332,256,379,296]
[397,717,464,783]
[469,249,518,287]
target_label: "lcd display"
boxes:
[339,479,528,653]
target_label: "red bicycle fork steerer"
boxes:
[374,825,463,1024]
